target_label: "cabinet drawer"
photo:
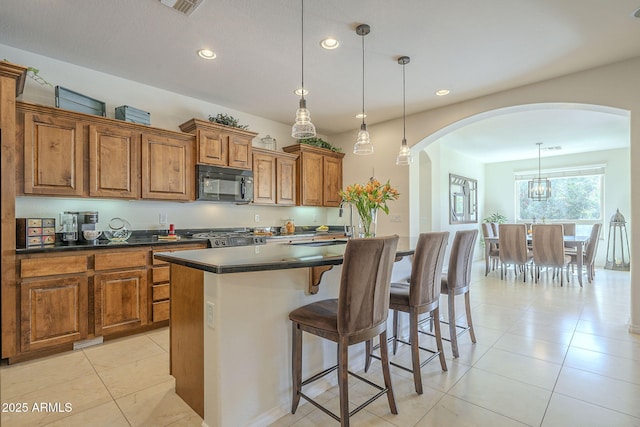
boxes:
[94,251,147,271]
[21,255,88,278]
[153,266,170,283]
[152,283,170,301]
[153,301,170,322]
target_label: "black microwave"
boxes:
[196,165,254,203]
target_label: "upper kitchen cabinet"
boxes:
[179,118,257,170]
[282,144,345,207]
[141,132,194,201]
[22,110,84,196]
[252,148,298,206]
[89,124,140,199]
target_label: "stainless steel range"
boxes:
[191,231,266,248]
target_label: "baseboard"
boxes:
[628,321,640,334]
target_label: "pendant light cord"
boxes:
[402,61,406,142]
[361,31,365,126]
[300,0,305,100]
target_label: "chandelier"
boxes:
[528,142,551,201]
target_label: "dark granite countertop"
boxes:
[15,226,347,254]
[153,236,416,274]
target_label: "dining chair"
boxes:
[440,229,478,358]
[570,223,602,283]
[481,223,499,275]
[498,224,533,282]
[365,232,449,394]
[289,235,399,426]
[532,224,571,285]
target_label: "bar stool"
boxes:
[289,235,399,426]
[364,232,449,394]
[440,229,478,358]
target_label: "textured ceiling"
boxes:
[0,0,638,160]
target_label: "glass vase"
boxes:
[358,208,378,238]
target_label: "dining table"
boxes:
[484,235,590,286]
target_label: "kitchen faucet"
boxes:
[338,200,354,238]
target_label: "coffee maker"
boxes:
[77,211,99,242]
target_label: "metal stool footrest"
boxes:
[298,365,390,421]
[369,335,441,373]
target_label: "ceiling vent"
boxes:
[159,0,203,16]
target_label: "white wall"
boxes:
[2,43,333,231]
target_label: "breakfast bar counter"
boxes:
[154,237,414,427]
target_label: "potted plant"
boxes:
[208,113,249,130]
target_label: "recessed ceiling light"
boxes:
[355,113,367,119]
[320,38,340,50]
[633,7,640,18]
[435,89,450,96]
[197,49,216,60]
[294,88,309,96]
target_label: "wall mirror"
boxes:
[449,173,478,224]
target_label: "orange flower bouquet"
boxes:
[339,178,400,237]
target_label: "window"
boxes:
[515,166,604,230]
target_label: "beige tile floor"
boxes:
[1,262,638,427]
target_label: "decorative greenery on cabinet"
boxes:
[208,113,249,130]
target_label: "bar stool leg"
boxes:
[364,339,372,373]
[448,292,459,358]
[433,306,447,371]
[465,291,476,343]
[291,322,302,414]
[409,308,423,394]
[338,337,350,426]
[392,310,399,355]
[378,330,398,414]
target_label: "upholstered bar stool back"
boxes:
[289,235,399,426]
[441,229,478,358]
[365,232,449,395]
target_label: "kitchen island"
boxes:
[154,237,415,427]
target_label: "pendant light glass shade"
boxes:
[528,142,551,201]
[353,24,373,155]
[396,56,412,165]
[292,98,316,138]
[291,0,316,139]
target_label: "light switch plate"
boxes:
[206,301,215,329]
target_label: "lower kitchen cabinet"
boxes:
[94,269,148,336]
[10,241,206,363]
[20,276,88,352]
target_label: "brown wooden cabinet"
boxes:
[94,269,147,336]
[282,144,345,207]
[23,111,84,196]
[89,124,140,198]
[20,276,89,352]
[141,132,194,201]
[252,148,298,206]
[179,118,257,170]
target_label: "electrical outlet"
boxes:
[159,213,168,225]
[206,302,215,329]
[390,214,401,223]
[254,214,260,223]
[313,214,319,223]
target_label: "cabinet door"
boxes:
[276,157,296,205]
[23,112,84,196]
[228,133,252,169]
[89,125,140,198]
[20,276,88,351]
[141,133,193,201]
[252,152,276,205]
[94,269,148,336]
[323,156,343,207]
[300,152,324,206]
[197,129,227,166]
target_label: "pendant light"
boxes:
[353,24,373,155]
[396,56,412,165]
[528,142,551,201]
[291,0,316,139]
